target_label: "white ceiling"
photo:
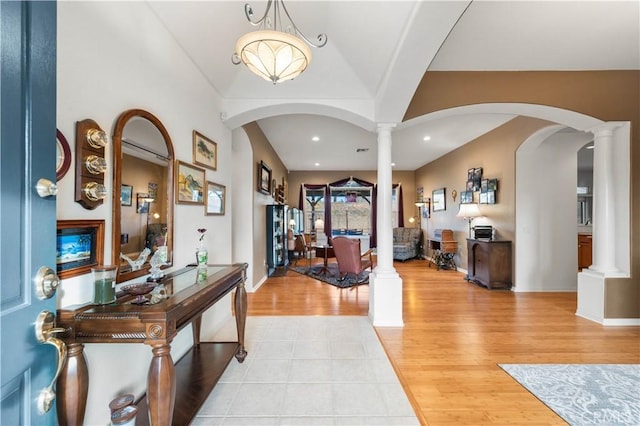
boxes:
[149,0,639,171]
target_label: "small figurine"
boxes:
[147,246,169,282]
[120,247,151,271]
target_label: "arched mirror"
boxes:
[112,109,174,283]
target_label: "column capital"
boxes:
[376,123,397,133]
[586,122,624,138]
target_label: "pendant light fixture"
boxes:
[232,0,327,84]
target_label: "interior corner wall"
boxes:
[414,116,552,271]
[516,128,594,291]
[241,122,289,288]
[406,70,639,298]
[232,128,255,289]
[56,3,232,423]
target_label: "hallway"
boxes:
[246,259,640,425]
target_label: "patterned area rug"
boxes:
[499,364,640,425]
[289,263,370,288]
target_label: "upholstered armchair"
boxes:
[392,227,422,261]
[332,236,374,284]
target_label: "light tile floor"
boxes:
[193,316,419,425]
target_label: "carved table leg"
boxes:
[192,315,202,348]
[147,343,175,426]
[234,280,247,362]
[56,343,88,426]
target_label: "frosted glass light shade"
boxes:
[235,30,312,84]
[457,203,481,219]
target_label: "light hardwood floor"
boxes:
[247,258,640,425]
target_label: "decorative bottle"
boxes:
[196,240,208,266]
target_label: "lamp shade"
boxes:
[457,203,481,219]
[315,219,324,230]
[235,30,312,84]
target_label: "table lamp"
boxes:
[456,203,481,238]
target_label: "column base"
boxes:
[368,270,403,327]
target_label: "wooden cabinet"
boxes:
[578,234,592,270]
[267,204,289,275]
[466,239,512,289]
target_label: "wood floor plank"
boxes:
[247,259,640,425]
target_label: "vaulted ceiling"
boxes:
[149,1,639,171]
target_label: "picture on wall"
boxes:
[432,188,446,211]
[205,181,226,215]
[121,184,132,206]
[460,190,474,204]
[258,161,271,194]
[193,130,217,171]
[175,160,205,204]
[56,219,105,279]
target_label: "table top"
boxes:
[57,264,247,344]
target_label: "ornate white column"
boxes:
[577,122,630,325]
[588,124,620,274]
[375,123,396,273]
[369,123,403,327]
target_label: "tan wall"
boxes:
[415,116,553,267]
[242,122,289,286]
[407,70,639,318]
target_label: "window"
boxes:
[329,184,371,234]
[303,187,325,232]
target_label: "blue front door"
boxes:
[1,1,59,423]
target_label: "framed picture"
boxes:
[479,192,488,204]
[192,130,217,171]
[460,190,474,204]
[205,181,226,215]
[432,188,446,212]
[487,190,496,204]
[175,160,206,204]
[488,179,498,191]
[56,219,105,279]
[137,193,151,213]
[258,161,271,194]
[121,184,133,206]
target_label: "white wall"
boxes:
[231,128,256,290]
[57,3,233,423]
[515,127,593,291]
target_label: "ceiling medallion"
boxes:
[232,0,327,84]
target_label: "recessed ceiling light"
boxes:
[423,136,431,141]
[312,136,320,142]
[314,162,320,166]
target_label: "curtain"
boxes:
[393,183,404,228]
[300,183,328,234]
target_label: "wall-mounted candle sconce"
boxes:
[75,119,109,209]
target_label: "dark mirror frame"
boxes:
[112,109,175,283]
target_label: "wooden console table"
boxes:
[56,264,248,426]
